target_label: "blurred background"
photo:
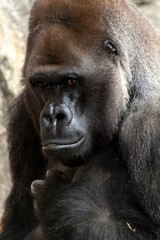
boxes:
[0,0,160,217]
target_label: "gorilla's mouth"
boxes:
[42,137,85,152]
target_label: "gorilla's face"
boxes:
[24,1,129,167]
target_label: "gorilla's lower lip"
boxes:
[42,137,85,152]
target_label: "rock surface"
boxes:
[0,0,34,216]
[0,0,160,216]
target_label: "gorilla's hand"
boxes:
[31,161,157,240]
[31,170,71,240]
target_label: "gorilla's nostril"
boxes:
[56,113,66,122]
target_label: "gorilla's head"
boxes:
[23,0,159,167]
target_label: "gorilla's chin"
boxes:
[42,137,89,168]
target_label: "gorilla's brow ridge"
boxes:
[29,69,81,83]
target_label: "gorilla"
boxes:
[1,0,160,239]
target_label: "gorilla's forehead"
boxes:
[31,0,103,31]
[30,0,126,34]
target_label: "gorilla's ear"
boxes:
[104,3,160,99]
[104,40,118,56]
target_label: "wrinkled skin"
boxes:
[1,0,160,239]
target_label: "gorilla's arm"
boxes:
[31,154,157,240]
[121,97,160,224]
[0,92,45,240]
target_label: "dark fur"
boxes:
[31,151,159,240]
[1,0,160,239]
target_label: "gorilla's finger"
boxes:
[31,180,45,196]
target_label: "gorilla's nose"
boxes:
[41,104,73,128]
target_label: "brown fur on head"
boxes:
[26,0,160,97]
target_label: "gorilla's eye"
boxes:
[104,40,118,55]
[67,79,77,86]
[37,81,52,90]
